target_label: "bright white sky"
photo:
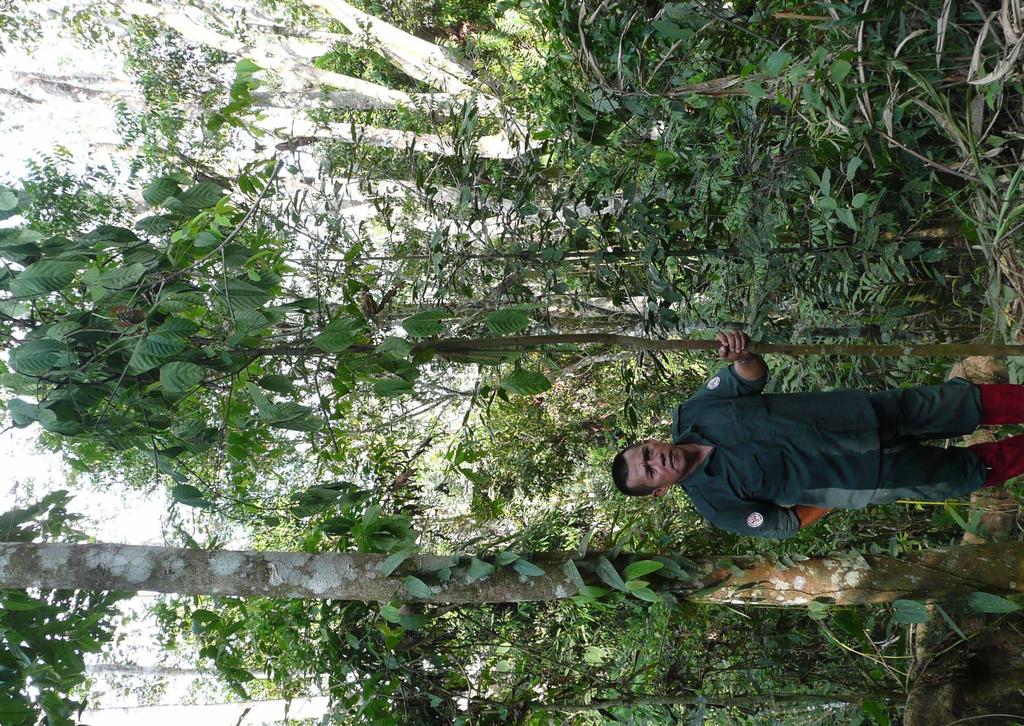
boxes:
[0,9,167,547]
[0,16,321,725]
[0,13,171,530]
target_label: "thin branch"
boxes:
[879,131,983,183]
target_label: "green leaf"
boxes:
[158,317,200,337]
[231,309,268,336]
[171,484,210,508]
[143,332,187,358]
[94,260,147,288]
[136,214,176,234]
[127,347,167,374]
[763,50,793,77]
[6,399,57,428]
[892,599,930,624]
[575,585,611,600]
[236,58,261,74]
[313,316,362,353]
[84,224,139,245]
[499,369,551,396]
[630,586,662,603]
[376,336,412,359]
[807,600,831,620]
[623,560,664,580]
[177,182,225,209]
[219,278,270,309]
[0,371,38,395]
[846,156,863,180]
[11,338,70,374]
[933,603,967,640]
[143,176,182,207]
[595,556,626,591]
[512,559,545,577]
[403,575,433,599]
[0,227,41,249]
[266,405,322,431]
[467,557,496,581]
[484,308,531,336]
[399,612,426,630]
[583,645,608,665]
[830,59,853,84]
[836,207,858,231]
[652,556,691,581]
[379,549,413,577]
[578,526,596,557]
[861,699,890,726]
[160,361,205,395]
[944,501,979,536]
[246,382,273,417]
[562,559,586,591]
[494,551,519,566]
[1,591,42,610]
[379,604,402,623]
[851,192,869,209]
[312,330,354,353]
[373,378,414,397]
[194,230,221,248]
[257,374,293,394]
[10,260,82,298]
[967,591,1021,614]
[743,80,766,99]
[650,18,691,42]
[6,399,36,427]
[0,189,18,211]
[402,309,448,339]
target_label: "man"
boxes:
[611,331,1024,539]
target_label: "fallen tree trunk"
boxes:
[3,542,1024,605]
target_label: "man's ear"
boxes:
[651,487,668,497]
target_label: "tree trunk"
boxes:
[121,0,460,113]
[86,663,268,679]
[81,697,329,725]
[532,691,902,714]
[3,542,1024,605]
[297,0,477,96]
[262,113,529,158]
[902,357,1024,726]
[903,627,1024,725]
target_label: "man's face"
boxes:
[622,440,683,496]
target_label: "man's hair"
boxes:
[612,445,648,496]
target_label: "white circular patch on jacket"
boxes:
[707,376,720,390]
[746,512,764,528]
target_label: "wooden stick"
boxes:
[426,334,1024,358]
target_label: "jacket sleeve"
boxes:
[688,487,798,536]
[703,501,802,540]
[686,364,769,403]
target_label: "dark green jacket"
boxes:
[671,365,881,538]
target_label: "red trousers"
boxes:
[969,384,1024,486]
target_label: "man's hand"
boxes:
[794,505,832,529]
[716,330,752,362]
[715,330,768,382]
